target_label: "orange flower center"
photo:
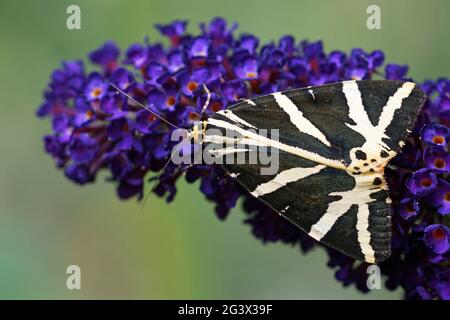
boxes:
[432,228,446,240]
[187,81,198,91]
[92,87,103,97]
[434,158,445,168]
[421,178,432,187]
[432,135,445,144]
[210,102,222,113]
[166,96,176,106]
[245,72,257,78]
[405,203,414,213]
[86,110,94,119]
[188,112,201,121]
[445,192,450,202]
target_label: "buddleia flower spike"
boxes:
[37,18,450,300]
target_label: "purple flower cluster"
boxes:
[37,18,449,299]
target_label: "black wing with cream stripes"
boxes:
[204,80,426,263]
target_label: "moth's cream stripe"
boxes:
[207,119,346,170]
[250,165,325,198]
[342,80,377,143]
[377,82,415,132]
[243,99,256,106]
[216,110,256,128]
[308,202,353,241]
[309,173,379,263]
[204,135,268,147]
[272,92,331,147]
[356,203,376,263]
[343,81,415,153]
[209,148,249,156]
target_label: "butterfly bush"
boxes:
[37,18,450,300]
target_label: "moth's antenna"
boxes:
[140,133,192,210]
[200,84,211,114]
[110,83,206,209]
[109,83,180,130]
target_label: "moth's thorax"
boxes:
[347,142,396,176]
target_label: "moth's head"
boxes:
[188,120,208,144]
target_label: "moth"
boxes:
[114,80,426,264]
[193,80,425,264]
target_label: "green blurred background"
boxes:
[0,0,449,299]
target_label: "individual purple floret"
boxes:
[424,224,449,254]
[406,168,438,196]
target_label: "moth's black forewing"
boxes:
[205,80,426,263]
